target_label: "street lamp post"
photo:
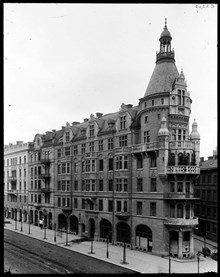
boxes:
[20,210,23,232]
[43,210,47,239]
[15,210,17,230]
[28,210,31,234]
[197,252,201,274]
[122,241,127,264]
[54,222,56,242]
[106,234,109,258]
[169,232,171,274]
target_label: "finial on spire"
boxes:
[165,18,167,28]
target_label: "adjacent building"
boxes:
[194,149,218,242]
[4,20,201,259]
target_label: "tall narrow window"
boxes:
[137,201,142,215]
[98,140,103,151]
[66,131,70,142]
[137,178,143,192]
[151,178,157,192]
[150,202,156,216]
[89,125,94,137]
[120,116,126,129]
[108,138,113,150]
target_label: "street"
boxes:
[4,229,136,274]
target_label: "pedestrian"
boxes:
[39,219,43,229]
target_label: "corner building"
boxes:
[53,21,200,259]
[4,21,201,259]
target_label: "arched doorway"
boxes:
[116,222,131,243]
[135,224,153,251]
[58,213,67,231]
[100,219,112,242]
[48,212,53,229]
[70,215,78,234]
[89,218,95,238]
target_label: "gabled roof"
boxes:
[200,158,217,171]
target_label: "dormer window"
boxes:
[66,131,70,142]
[90,124,94,137]
[120,115,126,129]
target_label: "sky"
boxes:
[4,3,217,159]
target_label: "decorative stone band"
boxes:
[167,165,200,174]
[164,216,198,226]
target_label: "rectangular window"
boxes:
[91,180,95,191]
[120,116,126,129]
[66,180,70,191]
[67,198,70,207]
[124,179,128,192]
[145,116,148,123]
[108,179,113,191]
[99,159,103,171]
[116,156,123,170]
[124,155,128,169]
[108,158,113,170]
[99,199,103,211]
[119,135,127,147]
[85,180,90,191]
[137,201,142,215]
[108,200,113,212]
[74,198,78,208]
[202,175,206,184]
[57,148,62,158]
[86,160,90,172]
[74,161,78,173]
[108,138,113,150]
[177,182,183,192]
[65,131,70,142]
[98,140,103,151]
[99,180,103,191]
[91,160,95,171]
[170,204,175,217]
[62,198,66,207]
[58,197,61,207]
[74,180,78,191]
[170,182,175,192]
[151,178,157,192]
[137,178,143,192]
[207,175,212,184]
[82,180,85,191]
[58,181,61,190]
[172,129,176,141]
[116,179,122,192]
[117,201,122,212]
[146,130,150,143]
[124,201,127,212]
[64,146,71,156]
[89,142,94,152]
[89,125,94,137]
[150,202,156,216]
[150,153,157,168]
[73,145,78,155]
[137,154,143,169]
[62,163,66,174]
[152,99,154,106]
[62,181,66,191]
[82,199,85,209]
[66,163,70,174]
[81,143,86,154]
[58,164,61,174]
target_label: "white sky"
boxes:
[4,3,217,159]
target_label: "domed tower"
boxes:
[132,19,200,259]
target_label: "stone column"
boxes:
[178,231,183,258]
[190,230,194,256]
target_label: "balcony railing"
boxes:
[7,189,18,195]
[8,176,17,181]
[39,173,50,179]
[41,187,50,194]
[156,50,175,61]
[164,217,198,226]
[169,140,194,150]
[167,165,200,174]
[164,192,198,200]
[115,147,130,154]
[132,141,159,154]
[115,212,130,220]
[40,158,50,165]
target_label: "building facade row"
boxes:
[4,21,201,259]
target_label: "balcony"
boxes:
[8,176,17,182]
[7,189,18,195]
[132,141,159,154]
[115,147,130,154]
[39,173,50,179]
[169,140,194,150]
[40,158,50,165]
[41,187,50,194]
[167,165,200,174]
[164,217,198,227]
[164,192,198,200]
[115,212,130,220]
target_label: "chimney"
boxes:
[200,157,204,163]
[52,129,56,132]
[72,121,80,126]
[96,112,103,118]
[126,104,133,109]
[84,118,89,122]
[16,141,23,145]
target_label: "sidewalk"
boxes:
[4,220,217,274]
